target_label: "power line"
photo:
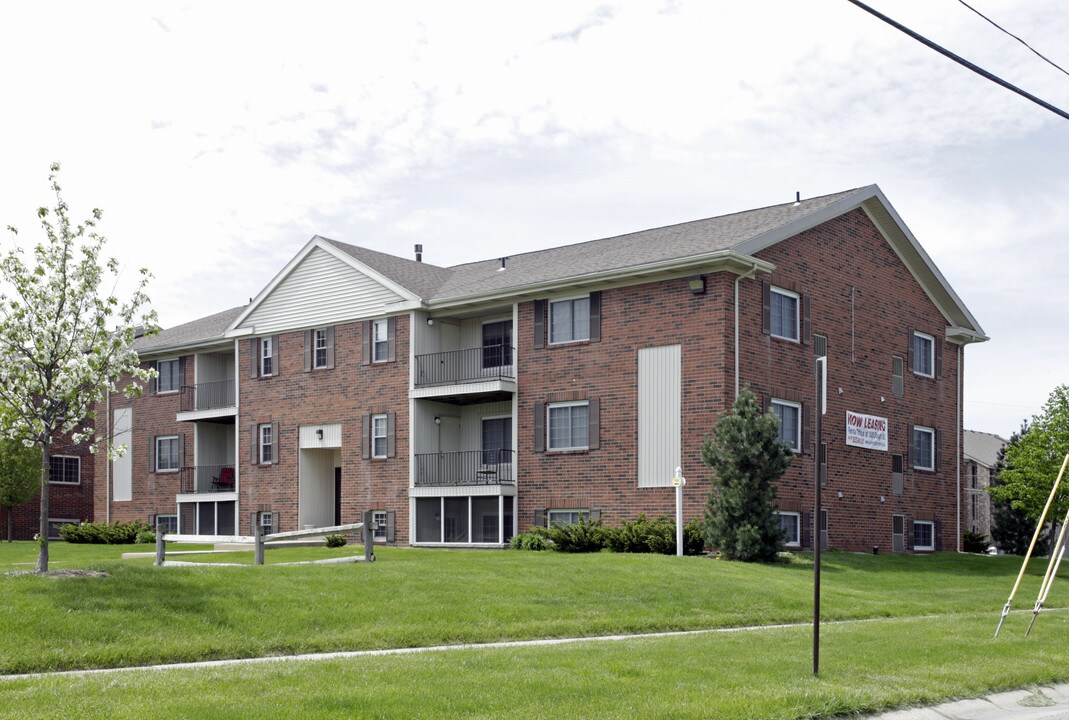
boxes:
[845,0,1069,123]
[956,0,1069,80]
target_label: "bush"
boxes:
[603,515,706,556]
[509,532,550,551]
[59,520,150,544]
[963,529,990,554]
[135,530,156,545]
[324,534,347,548]
[539,516,605,553]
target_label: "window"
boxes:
[49,455,80,484]
[547,509,589,527]
[548,402,589,451]
[913,332,934,377]
[156,436,181,472]
[314,329,328,368]
[912,426,935,471]
[371,414,388,458]
[259,424,274,464]
[260,337,274,376]
[777,511,801,547]
[373,510,388,540]
[550,297,590,344]
[913,520,934,551]
[259,511,275,535]
[157,359,181,393]
[152,514,178,534]
[770,399,801,452]
[770,287,799,341]
[373,320,389,362]
[482,320,513,368]
[482,417,512,465]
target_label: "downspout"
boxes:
[957,343,962,553]
[735,264,761,398]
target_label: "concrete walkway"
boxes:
[862,683,1069,719]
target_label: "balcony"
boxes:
[414,450,515,487]
[414,346,515,388]
[179,464,236,494]
[177,380,237,422]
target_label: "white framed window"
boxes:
[913,520,934,550]
[157,358,181,393]
[260,337,274,376]
[777,511,801,547]
[913,332,934,377]
[153,514,178,534]
[549,296,591,344]
[770,287,799,341]
[547,509,589,527]
[373,510,388,540]
[371,414,388,458]
[259,424,274,464]
[314,329,328,368]
[156,436,181,472]
[373,319,389,362]
[481,416,512,466]
[771,399,801,453]
[912,426,935,471]
[49,455,80,484]
[547,402,589,451]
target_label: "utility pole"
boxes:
[813,353,827,676]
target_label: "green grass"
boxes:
[2,542,1068,718]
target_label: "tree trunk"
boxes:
[35,444,49,573]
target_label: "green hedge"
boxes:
[58,520,151,544]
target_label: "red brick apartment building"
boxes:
[92,185,987,553]
[6,434,94,541]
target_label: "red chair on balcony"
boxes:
[212,467,235,491]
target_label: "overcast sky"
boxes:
[1,1,1066,439]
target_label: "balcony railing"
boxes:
[414,450,515,486]
[179,464,236,494]
[180,380,236,412]
[414,346,515,388]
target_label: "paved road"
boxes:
[864,683,1069,720]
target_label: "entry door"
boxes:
[892,514,905,553]
[334,467,342,526]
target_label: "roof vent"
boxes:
[414,244,423,263]
[499,257,508,271]
[793,191,801,207]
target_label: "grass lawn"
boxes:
[2,542,1068,718]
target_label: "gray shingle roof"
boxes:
[322,187,864,302]
[136,305,247,353]
[964,430,1008,468]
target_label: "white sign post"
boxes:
[673,466,686,557]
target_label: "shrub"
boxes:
[603,515,706,556]
[135,530,156,545]
[963,529,990,554]
[59,520,150,544]
[540,516,605,553]
[509,532,550,551]
[324,534,347,548]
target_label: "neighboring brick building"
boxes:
[7,434,95,541]
[94,185,987,552]
[963,429,1006,542]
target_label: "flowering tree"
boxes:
[0,164,156,572]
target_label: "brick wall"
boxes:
[517,209,963,553]
[8,433,95,540]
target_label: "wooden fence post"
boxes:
[363,510,375,563]
[253,512,265,566]
[155,522,166,566]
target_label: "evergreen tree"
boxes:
[990,423,1049,556]
[0,427,41,542]
[701,387,793,562]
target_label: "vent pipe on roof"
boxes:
[499,256,508,271]
[793,191,801,207]
[414,244,423,263]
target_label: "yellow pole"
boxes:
[1026,504,1069,635]
[995,453,1069,637]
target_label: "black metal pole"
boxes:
[813,357,824,676]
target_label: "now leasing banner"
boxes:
[845,410,889,451]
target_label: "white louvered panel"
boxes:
[113,408,133,502]
[245,247,405,334]
[637,345,681,488]
[299,423,343,449]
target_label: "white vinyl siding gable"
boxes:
[241,247,408,335]
[638,345,681,487]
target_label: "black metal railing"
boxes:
[414,346,515,387]
[180,379,236,412]
[414,450,515,486]
[179,464,236,493]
